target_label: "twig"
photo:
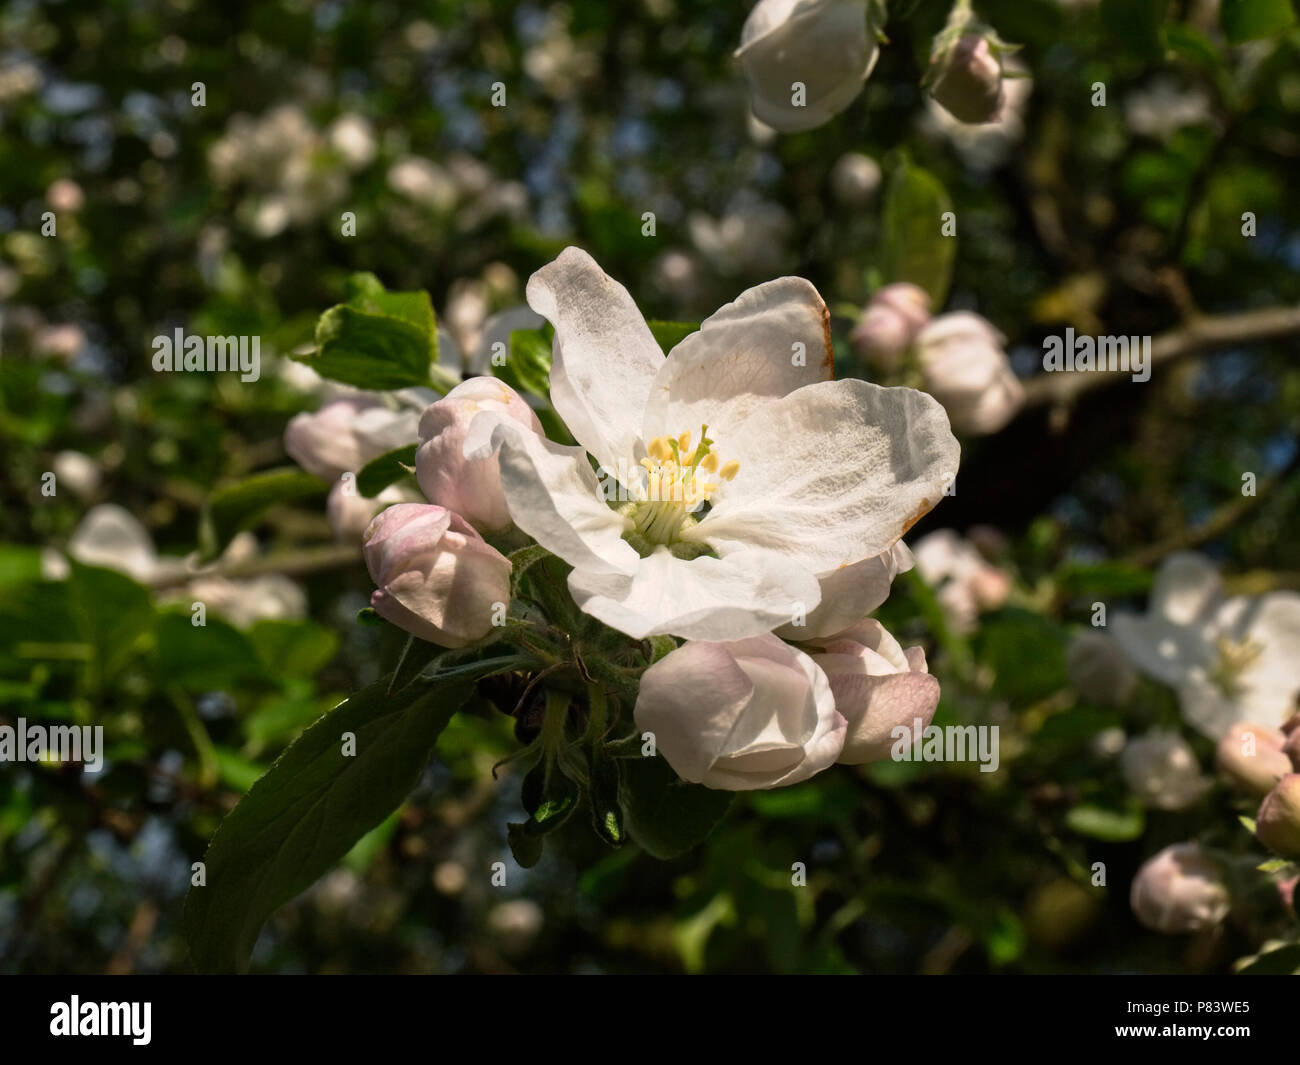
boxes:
[1125,450,1300,567]
[1021,304,1300,409]
[148,542,361,590]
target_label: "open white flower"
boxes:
[735,0,882,133]
[466,247,959,641]
[1112,553,1300,739]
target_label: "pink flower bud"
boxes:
[806,619,939,765]
[916,311,1024,435]
[1257,774,1300,859]
[326,479,420,544]
[1284,726,1300,772]
[1130,843,1230,934]
[362,503,511,648]
[633,634,846,790]
[284,397,420,481]
[1215,722,1292,798]
[849,283,931,370]
[415,377,542,532]
[928,34,1006,125]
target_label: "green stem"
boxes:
[541,689,570,760]
[585,681,609,744]
[169,687,219,790]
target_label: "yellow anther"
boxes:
[700,452,718,473]
[647,437,670,462]
[718,460,740,481]
[678,431,691,453]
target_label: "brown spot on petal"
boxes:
[819,299,835,380]
[901,498,933,535]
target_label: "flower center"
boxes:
[626,425,739,547]
[1209,635,1263,697]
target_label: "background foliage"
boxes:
[2,0,1298,973]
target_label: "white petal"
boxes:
[692,380,960,574]
[1229,591,1300,727]
[464,414,638,577]
[642,277,834,443]
[1178,675,1245,740]
[67,504,167,584]
[1152,552,1224,627]
[567,546,820,640]
[525,247,664,471]
[776,542,913,639]
[1110,612,1210,688]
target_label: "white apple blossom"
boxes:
[735,0,883,133]
[1111,553,1300,739]
[465,247,960,641]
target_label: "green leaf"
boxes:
[1221,0,1296,42]
[184,673,476,972]
[249,618,339,677]
[880,159,955,307]
[199,467,326,561]
[355,444,418,497]
[1055,561,1153,599]
[0,546,43,587]
[1239,814,1258,834]
[305,304,435,389]
[241,693,337,752]
[345,272,436,339]
[646,320,698,354]
[1100,0,1168,58]
[507,820,546,868]
[498,328,554,400]
[157,612,267,689]
[1066,802,1145,841]
[386,634,446,695]
[617,754,734,860]
[1162,23,1222,72]
[213,747,266,792]
[67,562,154,682]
